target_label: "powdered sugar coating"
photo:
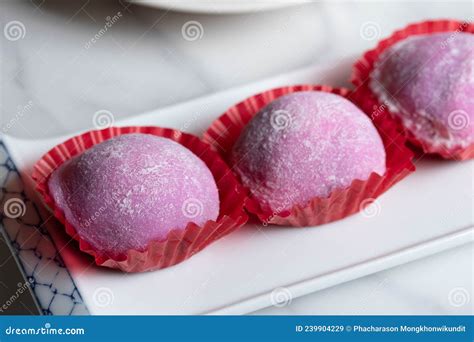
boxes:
[231,91,386,212]
[370,32,474,152]
[48,133,219,257]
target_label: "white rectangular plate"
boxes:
[4,58,473,315]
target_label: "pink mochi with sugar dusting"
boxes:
[230,91,386,212]
[370,32,474,153]
[48,133,219,257]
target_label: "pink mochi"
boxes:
[230,91,386,212]
[370,32,474,153]
[48,133,219,257]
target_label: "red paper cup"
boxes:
[32,126,249,272]
[203,85,415,227]
[351,19,474,160]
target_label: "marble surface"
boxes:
[0,0,473,315]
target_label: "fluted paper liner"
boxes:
[351,19,474,160]
[203,85,415,227]
[32,126,248,272]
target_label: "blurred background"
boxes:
[2,0,472,139]
[0,0,472,315]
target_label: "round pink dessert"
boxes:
[48,133,219,257]
[370,32,473,154]
[230,91,386,212]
